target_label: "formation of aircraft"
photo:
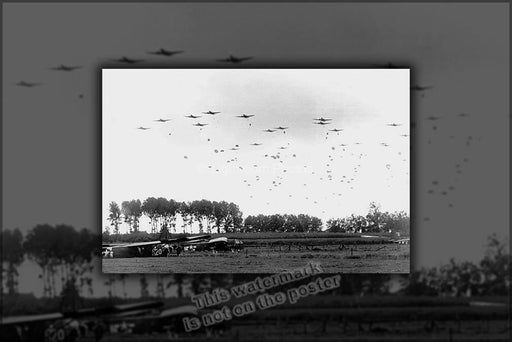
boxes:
[15,48,416,228]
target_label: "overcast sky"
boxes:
[2,3,508,296]
[102,69,409,232]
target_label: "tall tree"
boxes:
[108,202,122,234]
[122,200,143,233]
[24,224,57,297]
[142,197,159,234]
[188,200,203,233]
[366,202,387,232]
[225,202,243,233]
[179,202,191,234]
[163,198,181,234]
[212,201,228,233]
[25,224,98,298]
[2,228,25,295]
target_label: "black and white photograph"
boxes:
[102,68,410,273]
[2,2,509,342]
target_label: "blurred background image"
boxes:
[2,2,509,341]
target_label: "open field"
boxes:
[102,244,409,273]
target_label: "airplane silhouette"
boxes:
[426,116,442,121]
[274,126,289,130]
[185,115,202,119]
[387,123,402,127]
[314,121,331,125]
[313,117,332,122]
[263,129,276,133]
[49,64,82,71]
[329,128,343,132]
[203,111,220,115]
[236,114,255,118]
[410,84,433,91]
[110,56,144,64]
[216,55,253,63]
[147,49,184,56]
[15,81,42,87]
[137,127,150,130]
[193,123,208,127]
[251,143,262,146]
[154,118,171,122]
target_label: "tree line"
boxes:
[242,214,323,233]
[107,197,327,235]
[107,198,410,237]
[2,225,99,301]
[107,198,243,235]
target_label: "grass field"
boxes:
[102,244,410,273]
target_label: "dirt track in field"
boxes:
[102,244,410,273]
